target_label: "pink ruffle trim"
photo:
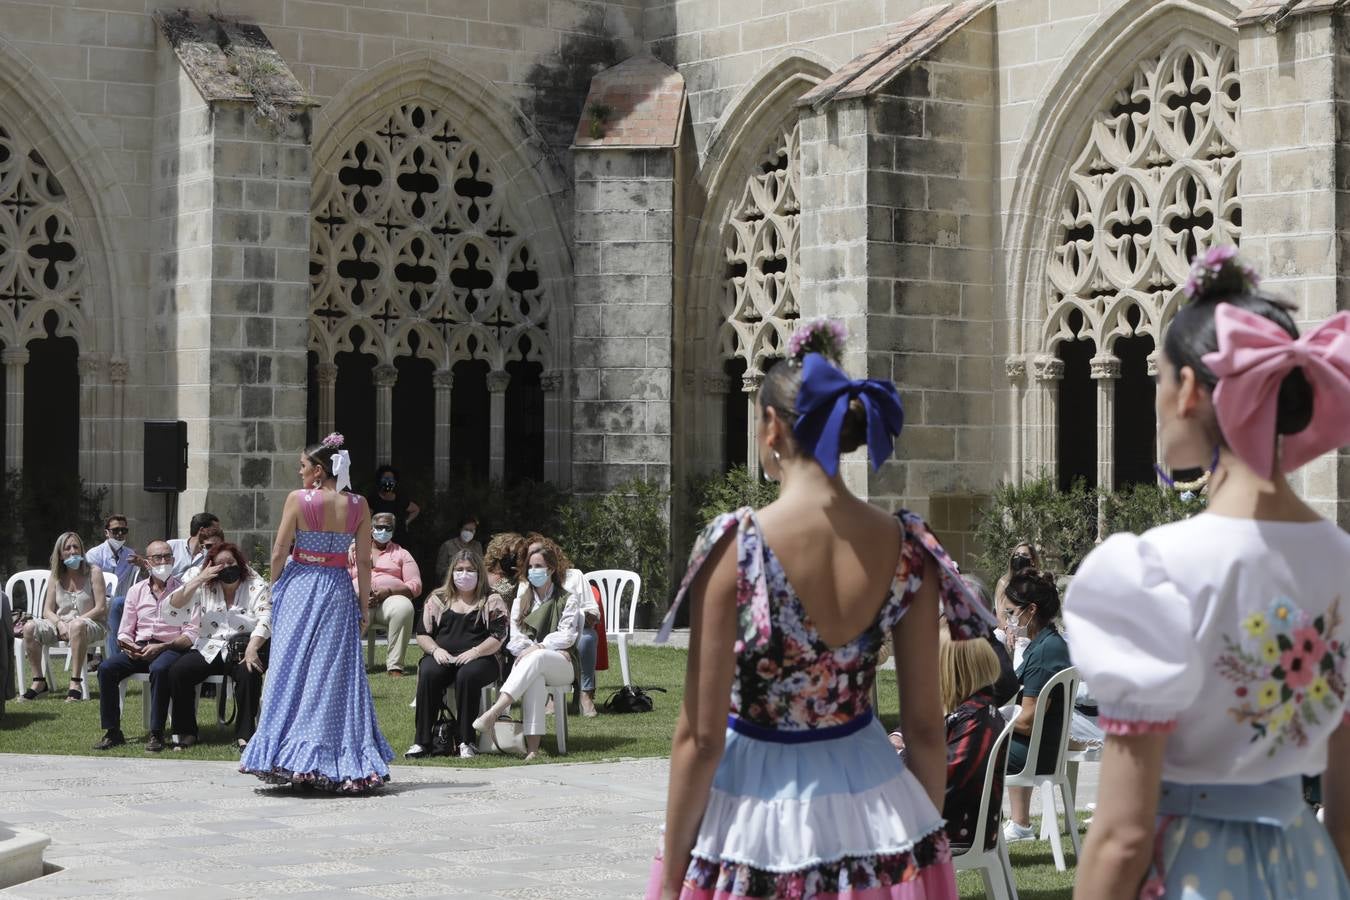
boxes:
[645,855,957,900]
[1099,716,1177,736]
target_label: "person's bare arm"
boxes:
[1323,719,1350,876]
[354,501,373,633]
[1073,732,1167,900]
[1013,696,1039,735]
[660,532,737,900]
[87,565,108,624]
[894,555,945,810]
[270,492,300,580]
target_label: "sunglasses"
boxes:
[108,527,129,536]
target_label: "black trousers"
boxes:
[415,654,498,748]
[167,644,269,740]
[98,647,184,732]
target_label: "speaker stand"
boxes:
[163,492,178,542]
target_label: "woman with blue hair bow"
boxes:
[647,320,995,900]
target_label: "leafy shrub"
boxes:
[974,473,1201,580]
[0,468,107,571]
[691,465,779,527]
[556,478,670,608]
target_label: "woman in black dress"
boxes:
[406,548,507,758]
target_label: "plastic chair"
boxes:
[584,570,641,687]
[953,709,1022,900]
[475,682,571,755]
[119,672,231,738]
[11,570,115,699]
[1004,665,1082,871]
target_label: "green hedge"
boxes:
[974,474,1201,578]
[1,468,107,572]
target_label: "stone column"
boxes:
[486,370,510,481]
[78,353,103,486]
[109,358,129,511]
[316,361,338,437]
[1032,356,1064,480]
[796,4,997,520]
[1237,7,1345,523]
[1005,358,1028,486]
[742,372,764,480]
[1091,355,1120,494]
[150,12,313,550]
[372,364,397,467]
[432,368,454,489]
[540,370,563,483]
[2,348,27,472]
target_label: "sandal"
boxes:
[21,676,48,700]
[65,678,83,701]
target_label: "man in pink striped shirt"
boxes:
[94,540,198,752]
[349,512,421,676]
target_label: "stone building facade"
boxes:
[0,0,1346,568]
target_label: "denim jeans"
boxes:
[577,622,598,692]
[105,596,126,656]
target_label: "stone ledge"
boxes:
[1236,0,1348,27]
[0,824,50,889]
[573,51,686,150]
[156,10,312,108]
[796,0,993,108]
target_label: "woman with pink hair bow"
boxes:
[1065,246,1350,899]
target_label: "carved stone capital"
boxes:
[1090,354,1121,380]
[108,357,130,384]
[432,368,455,390]
[78,353,105,378]
[1146,351,1159,378]
[1,348,29,367]
[540,370,563,392]
[742,372,765,393]
[1031,355,1064,383]
[372,364,398,388]
[1005,356,1027,383]
[316,361,339,387]
[486,370,511,393]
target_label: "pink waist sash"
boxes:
[291,549,348,568]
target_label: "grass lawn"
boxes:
[2,643,1079,897]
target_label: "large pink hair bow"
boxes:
[1202,304,1350,476]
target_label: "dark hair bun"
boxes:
[303,441,339,477]
[1191,259,1252,306]
[1276,368,1314,436]
[837,397,868,454]
[1005,569,1061,624]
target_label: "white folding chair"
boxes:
[475,682,571,755]
[7,569,48,695]
[953,709,1021,900]
[584,569,641,687]
[1004,665,1082,871]
[10,569,114,699]
[119,672,231,738]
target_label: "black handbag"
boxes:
[602,685,665,714]
[216,634,252,725]
[431,702,457,756]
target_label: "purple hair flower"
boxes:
[321,432,345,449]
[1182,243,1259,301]
[789,318,849,362]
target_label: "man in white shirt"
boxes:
[169,512,219,578]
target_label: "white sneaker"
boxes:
[404,743,427,759]
[1003,820,1036,843]
[459,743,478,758]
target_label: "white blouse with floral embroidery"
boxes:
[1065,512,1350,785]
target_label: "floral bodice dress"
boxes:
[1066,513,1350,898]
[647,507,993,900]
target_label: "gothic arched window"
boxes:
[1043,36,1240,488]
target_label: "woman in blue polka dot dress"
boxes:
[240,434,394,792]
[1065,250,1350,897]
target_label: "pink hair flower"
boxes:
[788,318,849,361]
[321,432,345,449]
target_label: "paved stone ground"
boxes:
[1,750,1099,899]
[0,754,668,899]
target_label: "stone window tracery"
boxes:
[309,102,552,371]
[0,123,84,347]
[720,120,800,377]
[1045,37,1240,357]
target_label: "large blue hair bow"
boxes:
[792,353,904,477]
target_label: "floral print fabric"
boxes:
[1218,596,1348,754]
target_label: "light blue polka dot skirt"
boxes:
[1144,778,1350,899]
[241,544,394,793]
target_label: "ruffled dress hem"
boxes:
[239,735,392,794]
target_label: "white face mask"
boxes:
[108,538,125,551]
[151,564,174,582]
[460,529,476,544]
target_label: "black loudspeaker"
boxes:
[144,420,188,493]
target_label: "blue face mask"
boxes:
[372,529,393,544]
[63,555,83,570]
[527,567,549,588]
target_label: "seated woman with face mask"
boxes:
[161,541,272,751]
[472,545,582,760]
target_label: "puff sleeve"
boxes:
[1064,533,1203,735]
